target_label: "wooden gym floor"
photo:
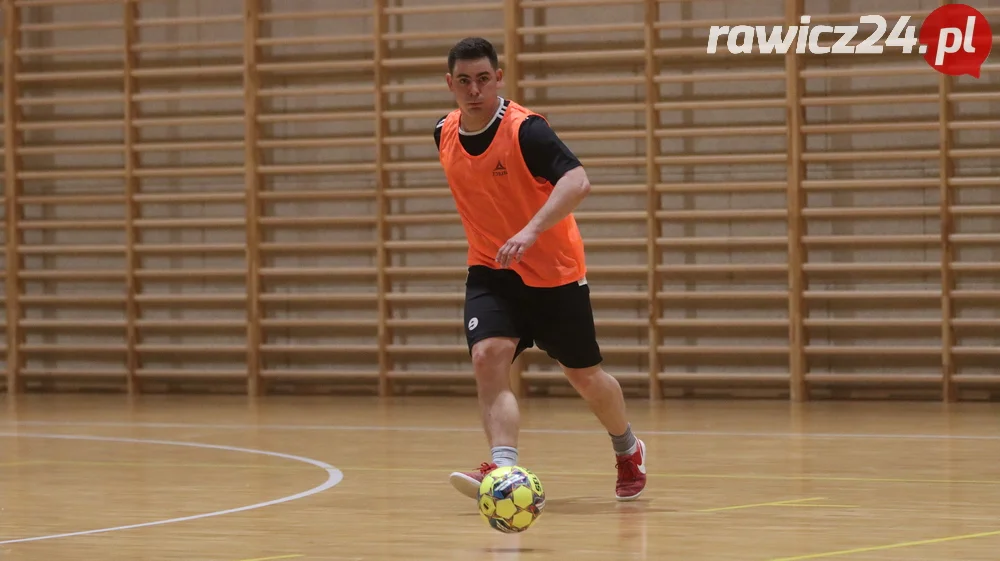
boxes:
[2,394,1000,561]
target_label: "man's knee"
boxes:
[471,337,518,378]
[562,364,607,392]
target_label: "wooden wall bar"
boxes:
[1,0,998,401]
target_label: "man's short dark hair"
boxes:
[447,37,499,73]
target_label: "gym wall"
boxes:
[1,0,998,400]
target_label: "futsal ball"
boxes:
[477,465,546,533]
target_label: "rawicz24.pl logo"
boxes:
[706,3,994,77]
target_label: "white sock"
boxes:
[491,446,518,467]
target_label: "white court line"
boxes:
[3,420,999,441]
[0,432,343,545]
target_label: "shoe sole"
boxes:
[616,489,644,502]
[449,472,482,499]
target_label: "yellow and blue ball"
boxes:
[477,465,546,533]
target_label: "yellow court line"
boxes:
[767,529,1000,561]
[236,555,303,561]
[699,497,825,513]
[783,504,857,508]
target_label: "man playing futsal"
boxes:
[433,37,647,502]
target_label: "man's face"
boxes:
[447,57,503,116]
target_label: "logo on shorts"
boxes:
[492,161,507,177]
[468,317,478,330]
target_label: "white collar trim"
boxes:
[459,97,505,135]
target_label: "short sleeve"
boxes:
[433,115,447,149]
[517,116,582,185]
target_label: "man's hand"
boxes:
[496,225,540,268]
[493,166,592,268]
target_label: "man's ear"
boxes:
[446,73,454,91]
[496,68,504,86]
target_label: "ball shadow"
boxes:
[482,547,551,554]
[459,496,674,517]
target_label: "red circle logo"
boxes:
[919,4,994,77]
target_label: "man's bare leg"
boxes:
[449,336,521,498]
[563,364,629,436]
[563,363,647,501]
[473,337,520,451]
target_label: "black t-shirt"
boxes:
[433,98,581,185]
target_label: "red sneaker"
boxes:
[615,438,647,501]
[449,462,498,499]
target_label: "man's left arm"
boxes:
[522,165,591,235]
[495,117,591,268]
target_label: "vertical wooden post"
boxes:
[373,0,390,397]
[937,4,955,401]
[643,0,662,400]
[503,0,521,100]
[122,0,141,394]
[503,0,525,396]
[784,0,807,401]
[3,0,23,395]
[243,0,263,396]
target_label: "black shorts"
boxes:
[463,265,603,369]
